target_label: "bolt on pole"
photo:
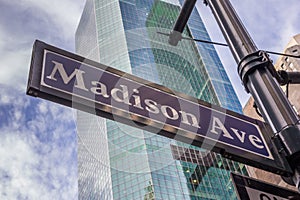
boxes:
[170,0,300,191]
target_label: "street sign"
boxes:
[27,40,292,176]
[231,173,300,200]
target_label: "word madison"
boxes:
[41,50,272,158]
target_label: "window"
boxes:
[285,56,289,62]
[289,62,294,70]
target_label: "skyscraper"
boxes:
[75,0,247,199]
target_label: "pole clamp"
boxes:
[238,51,280,93]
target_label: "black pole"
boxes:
[205,0,299,131]
[169,0,300,191]
[206,0,300,190]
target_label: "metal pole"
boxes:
[205,0,300,190]
[168,0,197,46]
[169,0,300,190]
[205,0,299,131]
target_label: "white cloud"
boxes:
[0,86,78,199]
[0,93,10,105]
[38,101,48,114]
[0,133,39,199]
[0,130,78,199]
[0,46,30,92]
[0,0,85,91]
[231,0,300,51]
[22,0,84,45]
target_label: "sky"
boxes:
[0,0,299,199]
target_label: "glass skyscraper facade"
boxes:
[75,0,246,199]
